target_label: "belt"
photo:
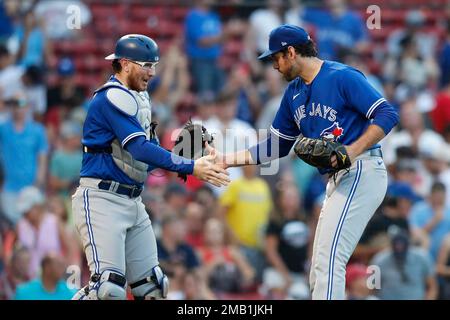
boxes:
[364,148,383,158]
[97,180,143,198]
[83,145,112,154]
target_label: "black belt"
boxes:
[98,180,143,198]
[83,145,112,154]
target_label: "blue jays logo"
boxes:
[320,122,344,141]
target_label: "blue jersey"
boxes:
[271,60,386,147]
[80,76,146,186]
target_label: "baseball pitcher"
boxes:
[210,25,399,299]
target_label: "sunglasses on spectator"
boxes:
[127,59,158,70]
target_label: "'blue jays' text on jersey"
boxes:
[80,76,147,186]
[271,60,387,146]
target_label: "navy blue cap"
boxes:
[387,182,422,204]
[258,24,311,60]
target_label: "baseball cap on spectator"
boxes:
[387,182,422,204]
[57,57,75,76]
[16,186,45,216]
[258,24,311,60]
[346,264,367,288]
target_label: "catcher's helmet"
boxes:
[105,34,160,62]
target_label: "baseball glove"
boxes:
[293,137,351,172]
[172,119,214,182]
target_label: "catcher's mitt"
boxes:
[293,137,351,172]
[172,120,214,182]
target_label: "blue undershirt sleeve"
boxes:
[125,135,194,175]
[248,133,296,165]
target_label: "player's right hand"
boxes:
[193,154,230,187]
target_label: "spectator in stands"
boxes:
[194,185,218,216]
[204,89,257,194]
[247,0,285,58]
[370,227,437,300]
[387,9,438,61]
[20,65,46,117]
[197,217,255,296]
[149,42,190,127]
[0,94,48,225]
[219,164,272,281]
[180,269,216,300]
[262,183,310,300]
[0,45,23,102]
[184,0,226,95]
[345,263,378,300]
[223,63,262,125]
[34,0,92,40]
[162,183,190,217]
[14,11,49,68]
[15,186,73,278]
[384,34,439,104]
[410,182,450,262]
[48,120,82,197]
[47,57,85,110]
[381,99,446,167]
[0,246,31,300]
[184,201,206,249]
[14,253,76,300]
[436,234,450,299]
[157,213,200,298]
[356,191,414,264]
[302,0,369,61]
[255,65,285,131]
[431,81,450,135]
[419,142,450,207]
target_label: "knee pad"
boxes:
[75,269,127,300]
[130,265,169,299]
[96,269,127,300]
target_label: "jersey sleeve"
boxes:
[101,91,146,147]
[339,68,386,119]
[270,87,301,141]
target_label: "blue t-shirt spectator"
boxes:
[0,119,48,192]
[157,240,200,271]
[185,8,222,59]
[14,279,77,300]
[15,25,46,67]
[410,202,450,261]
[302,8,368,60]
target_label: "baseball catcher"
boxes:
[172,120,214,182]
[294,137,352,173]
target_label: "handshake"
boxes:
[172,121,230,187]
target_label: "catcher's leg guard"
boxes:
[130,265,169,300]
[73,269,127,300]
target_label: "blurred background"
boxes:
[0,0,450,300]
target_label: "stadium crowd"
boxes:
[0,0,450,300]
